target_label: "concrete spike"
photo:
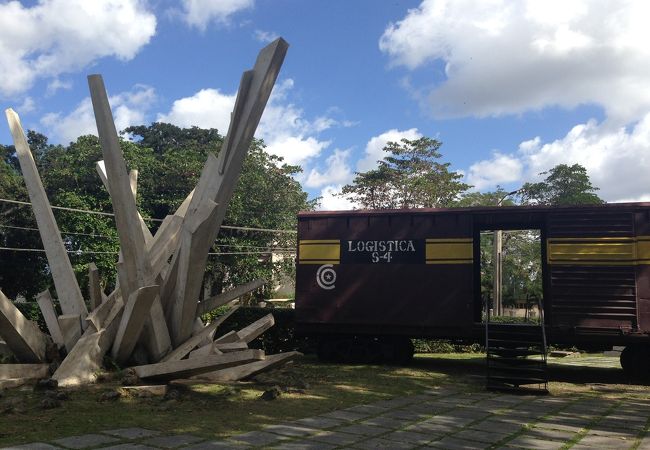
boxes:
[132,349,264,381]
[36,290,64,348]
[0,289,47,363]
[5,109,87,318]
[197,278,265,316]
[111,285,158,364]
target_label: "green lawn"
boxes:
[1,353,647,446]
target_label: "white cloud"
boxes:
[0,0,156,97]
[254,29,279,43]
[379,0,650,123]
[466,152,523,190]
[318,185,355,211]
[17,97,36,115]
[464,113,650,202]
[46,79,73,97]
[41,85,156,144]
[178,0,253,30]
[356,128,422,172]
[515,114,650,202]
[304,149,353,188]
[156,89,235,132]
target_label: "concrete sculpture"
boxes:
[0,38,300,388]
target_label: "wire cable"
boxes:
[0,197,297,234]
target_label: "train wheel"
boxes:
[620,345,650,379]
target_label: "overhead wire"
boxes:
[0,197,297,234]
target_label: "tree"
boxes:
[0,124,313,302]
[340,137,470,209]
[519,163,603,206]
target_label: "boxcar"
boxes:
[295,203,650,373]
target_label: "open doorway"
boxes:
[479,229,544,322]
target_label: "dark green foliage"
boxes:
[412,339,483,353]
[340,137,470,209]
[519,163,603,206]
[0,124,312,305]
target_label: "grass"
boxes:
[1,353,649,446]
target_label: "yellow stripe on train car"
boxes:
[425,239,473,264]
[298,240,341,264]
[546,236,650,265]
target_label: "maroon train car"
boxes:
[295,203,650,370]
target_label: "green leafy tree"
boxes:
[0,124,313,304]
[519,163,603,206]
[340,137,470,209]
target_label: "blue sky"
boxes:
[2,0,650,209]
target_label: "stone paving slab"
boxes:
[2,444,62,450]
[5,384,650,450]
[229,430,289,447]
[97,445,158,450]
[52,434,119,449]
[183,441,250,449]
[263,424,318,438]
[101,429,161,440]
[140,434,205,449]
[504,435,567,449]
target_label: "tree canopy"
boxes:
[0,123,313,302]
[340,137,470,209]
[519,163,603,206]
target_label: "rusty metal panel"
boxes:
[296,211,474,336]
[546,210,637,330]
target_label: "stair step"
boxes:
[488,375,548,385]
[487,383,549,395]
[488,338,544,347]
[489,348,543,357]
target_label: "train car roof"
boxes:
[298,202,650,218]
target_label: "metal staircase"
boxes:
[485,297,548,394]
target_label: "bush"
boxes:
[413,339,483,354]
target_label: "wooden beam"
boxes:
[0,289,47,363]
[5,109,87,318]
[36,290,64,348]
[196,278,265,316]
[132,349,264,381]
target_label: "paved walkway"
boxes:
[4,385,650,449]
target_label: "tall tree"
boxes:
[340,137,470,209]
[519,163,603,206]
[0,124,313,302]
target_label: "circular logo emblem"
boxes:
[316,264,336,290]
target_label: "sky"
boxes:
[1,0,650,210]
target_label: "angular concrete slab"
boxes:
[0,363,49,379]
[196,278,265,316]
[195,351,300,382]
[132,349,264,381]
[5,109,87,318]
[88,263,103,310]
[235,313,274,343]
[36,290,64,348]
[162,305,240,362]
[112,285,158,364]
[58,314,82,352]
[0,289,47,362]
